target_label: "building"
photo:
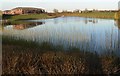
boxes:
[3,10,11,14]
[3,7,45,15]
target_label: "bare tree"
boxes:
[73,9,80,13]
[84,8,88,13]
[53,9,59,13]
[62,10,68,13]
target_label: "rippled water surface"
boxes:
[3,17,120,54]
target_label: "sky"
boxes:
[0,0,120,12]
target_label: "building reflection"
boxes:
[13,24,31,30]
[3,22,44,30]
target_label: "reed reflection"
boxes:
[115,20,120,50]
[3,17,119,54]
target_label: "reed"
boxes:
[2,36,120,75]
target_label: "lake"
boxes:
[2,17,120,55]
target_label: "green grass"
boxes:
[79,12,115,19]
[58,12,115,19]
[3,14,54,21]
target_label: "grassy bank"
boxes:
[2,36,120,75]
[2,12,117,22]
[79,12,115,19]
[50,12,116,19]
[2,14,55,21]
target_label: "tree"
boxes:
[73,9,80,13]
[53,9,59,13]
[84,8,88,13]
[62,10,68,13]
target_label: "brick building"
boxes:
[3,7,45,15]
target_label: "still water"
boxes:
[3,17,120,54]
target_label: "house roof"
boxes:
[4,10,11,12]
[12,7,44,11]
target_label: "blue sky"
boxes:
[1,0,120,12]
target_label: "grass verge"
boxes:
[2,14,54,21]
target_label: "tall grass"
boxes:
[2,36,120,75]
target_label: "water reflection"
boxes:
[115,20,120,29]
[0,20,2,75]
[3,21,44,30]
[115,20,120,54]
[3,17,120,54]
[53,17,99,25]
[84,18,98,24]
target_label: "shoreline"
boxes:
[2,12,119,22]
